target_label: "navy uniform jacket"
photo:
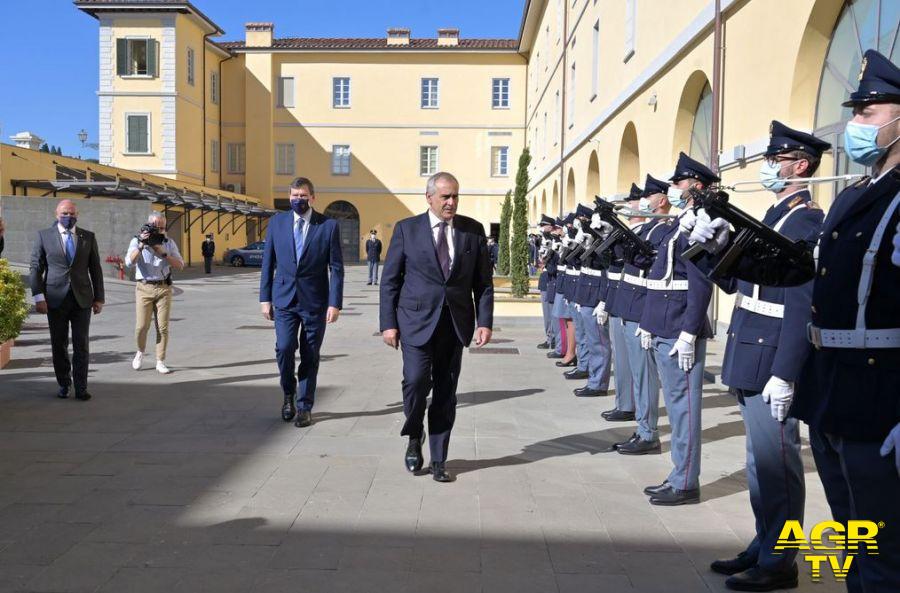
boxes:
[599,244,626,312]
[574,251,606,308]
[561,255,580,302]
[541,250,559,303]
[639,216,714,339]
[793,168,900,442]
[607,220,663,322]
[694,190,823,392]
[365,238,382,262]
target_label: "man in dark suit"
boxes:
[29,199,105,400]
[379,171,494,482]
[365,229,382,285]
[260,177,344,428]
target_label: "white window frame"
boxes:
[123,112,151,155]
[420,146,439,176]
[591,20,600,101]
[624,0,636,62]
[333,77,351,108]
[275,143,296,176]
[277,76,295,108]
[210,139,220,173]
[421,77,439,109]
[227,143,246,174]
[568,61,576,128]
[332,145,351,175]
[120,36,154,78]
[491,146,509,177]
[492,78,510,109]
[210,71,219,105]
[554,91,560,146]
[187,46,195,86]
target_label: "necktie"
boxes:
[294,217,305,262]
[436,221,451,279]
[65,232,76,265]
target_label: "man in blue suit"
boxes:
[260,177,344,428]
[380,172,494,483]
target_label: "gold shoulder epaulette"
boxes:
[788,195,805,208]
[806,201,822,211]
[852,176,871,188]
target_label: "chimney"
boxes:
[437,28,459,47]
[245,22,274,47]
[387,27,410,46]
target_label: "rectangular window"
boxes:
[491,146,509,177]
[421,78,439,108]
[210,140,220,172]
[275,143,295,175]
[277,76,295,108]
[333,77,351,108]
[116,38,157,77]
[332,145,351,175]
[210,72,219,104]
[187,47,195,86]
[492,78,510,109]
[125,113,150,154]
[591,20,600,99]
[624,0,636,62]
[420,146,438,176]
[227,143,245,174]
[568,62,576,127]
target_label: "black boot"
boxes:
[281,394,296,422]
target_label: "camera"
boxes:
[138,223,166,247]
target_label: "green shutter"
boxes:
[117,38,127,75]
[147,39,158,78]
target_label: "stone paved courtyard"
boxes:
[0,265,843,593]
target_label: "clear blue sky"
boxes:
[0,0,525,158]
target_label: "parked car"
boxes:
[223,241,265,267]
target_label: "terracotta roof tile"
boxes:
[220,37,518,51]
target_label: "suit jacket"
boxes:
[379,212,494,347]
[30,224,104,309]
[259,210,344,314]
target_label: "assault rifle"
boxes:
[582,196,656,269]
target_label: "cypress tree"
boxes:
[497,190,512,275]
[510,147,532,297]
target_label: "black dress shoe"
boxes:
[564,369,589,380]
[555,358,577,367]
[613,433,640,451]
[537,341,550,349]
[366,282,372,285]
[281,395,296,422]
[74,392,92,401]
[711,551,757,576]
[57,386,69,399]
[649,485,700,506]
[574,386,608,397]
[600,408,617,419]
[604,409,636,422]
[546,351,565,359]
[430,462,454,483]
[294,410,312,428]
[405,437,424,473]
[643,480,670,496]
[617,437,661,455]
[725,565,798,591]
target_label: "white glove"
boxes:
[678,209,698,236]
[761,376,794,422]
[880,423,900,477]
[668,332,696,372]
[561,234,573,247]
[891,222,900,267]
[590,214,614,238]
[593,302,608,325]
[689,209,730,254]
[574,303,582,312]
[635,327,652,350]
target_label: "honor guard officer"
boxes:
[613,176,671,449]
[552,213,579,368]
[562,210,591,381]
[638,153,716,506]
[688,122,829,592]
[572,204,612,397]
[538,215,561,351]
[793,50,900,593]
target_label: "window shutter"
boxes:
[148,39,158,77]
[284,78,294,108]
[117,38,127,75]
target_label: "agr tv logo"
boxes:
[775,520,881,581]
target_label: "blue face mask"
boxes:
[667,186,686,209]
[844,116,900,167]
[638,197,652,213]
[58,215,77,229]
[289,198,310,215]
[759,159,791,193]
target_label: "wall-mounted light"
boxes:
[647,91,658,109]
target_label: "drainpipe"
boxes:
[710,0,723,174]
[559,3,569,216]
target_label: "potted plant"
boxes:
[0,259,29,369]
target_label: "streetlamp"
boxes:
[78,129,88,147]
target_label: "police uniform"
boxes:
[564,208,592,378]
[792,50,900,593]
[551,214,577,363]
[538,215,561,352]
[573,204,612,395]
[639,153,716,505]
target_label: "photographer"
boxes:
[125,212,184,374]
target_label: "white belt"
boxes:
[622,273,647,287]
[735,293,784,319]
[807,324,900,349]
[646,279,689,291]
[565,269,579,276]
[580,267,603,277]
[558,265,568,272]
[607,272,622,281]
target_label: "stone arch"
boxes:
[550,181,559,215]
[616,122,640,194]
[585,150,600,203]
[565,168,577,211]
[540,189,548,217]
[672,70,713,165]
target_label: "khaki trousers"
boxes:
[135,282,172,360]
